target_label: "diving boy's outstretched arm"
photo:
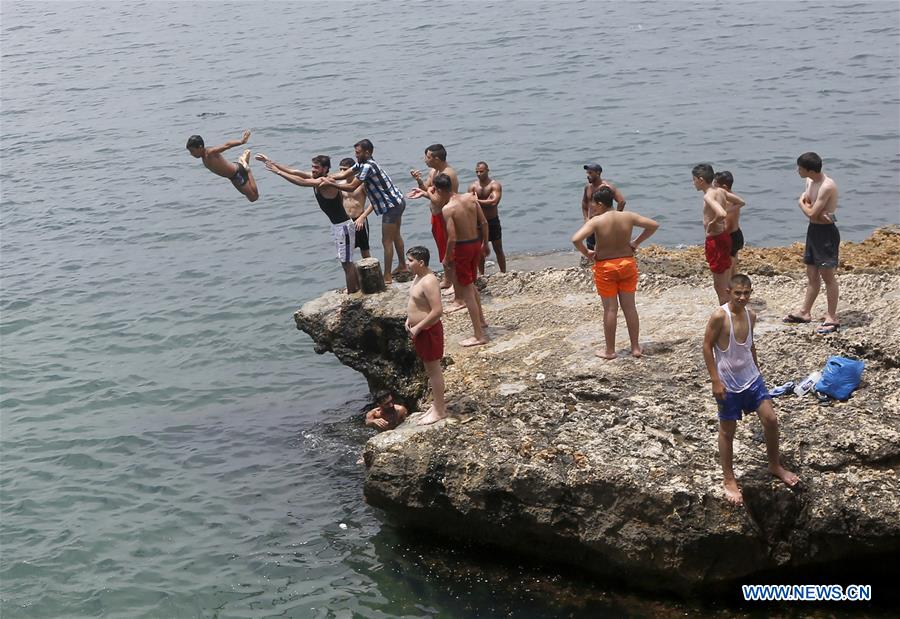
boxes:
[207,130,251,155]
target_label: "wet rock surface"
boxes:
[294,227,900,594]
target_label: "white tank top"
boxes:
[713,304,760,392]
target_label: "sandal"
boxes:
[783,314,811,324]
[816,322,840,334]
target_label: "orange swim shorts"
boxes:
[592,256,639,298]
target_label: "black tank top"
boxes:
[314,187,350,225]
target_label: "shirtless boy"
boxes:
[581,163,626,252]
[255,152,359,293]
[410,144,462,301]
[418,173,490,347]
[702,274,800,505]
[572,187,658,359]
[405,246,447,425]
[469,162,506,273]
[692,163,742,304]
[365,390,408,432]
[783,152,840,335]
[713,171,747,279]
[339,157,370,259]
[186,130,259,202]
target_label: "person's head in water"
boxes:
[339,157,355,172]
[311,155,331,178]
[797,151,823,175]
[375,390,395,412]
[406,246,431,274]
[354,139,374,163]
[186,135,205,158]
[424,144,447,168]
[592,187,614,210]
[692,163,715,190]
[714,170,734,191]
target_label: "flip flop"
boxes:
[816,322,840,334]
[768,381,795,397]
[783,314,811,324]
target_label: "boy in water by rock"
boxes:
[186,130,259,202]
[702,273,800,505]
[405,246,447,425]
[365,391,408,432]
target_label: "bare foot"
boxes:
[769,465,800,487]
[460,336,489,347]
[723,479,744,505]
[383,276,392,285]
[631,346,643,358]
[445,302,467,313]
[240,149,251,168]
[595,350,617,360]
[417,407,447,425]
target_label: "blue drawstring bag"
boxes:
[815,356,864,400]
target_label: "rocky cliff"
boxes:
[294,227,900,595]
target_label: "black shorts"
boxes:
[730,228,744,257]
[230,163,248,187]
[355,219,370,251]
[804,223,840,269]
[586,233,596,251]
[487,216,502,242]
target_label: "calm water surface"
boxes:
[1,1,898,617]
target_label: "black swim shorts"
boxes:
[230,163,249,188]
[730,228,744,257]
[804,222,840,269]
[355,219,370,251]
[487,216,502,242]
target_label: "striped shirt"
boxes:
[353,158,405,215]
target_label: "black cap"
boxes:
[583,163,602,173]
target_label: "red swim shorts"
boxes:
[592,256,639,298]
[431,213,448,262]
[705,231,733,274]
[453,240,482,286]
[414,320,444,362]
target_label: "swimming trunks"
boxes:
[487,216,502,242]
[730,228,744,257]
[381,198,406,224]
[592,256,639,298]
[431,213,448,262]
[230,163,249,188]
[716,375,771,421]
[705,231,733,274]
[331,220,356,263]
[355,219,370,252]
[804,222,840,269]
[413,320,444,362]
[453,239,482,286]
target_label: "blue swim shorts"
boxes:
[716,375,771,421]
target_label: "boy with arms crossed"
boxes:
[692,164,744,304]
[703,274,800,505]
[713,170,746,279]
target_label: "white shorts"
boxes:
[331,220,355,263]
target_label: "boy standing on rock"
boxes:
[702,273,800,505]
[571,187,658,359]
[693,164,743,304]
[713,171,747,279]
[405,246,447,425]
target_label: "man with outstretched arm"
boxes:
[703,273,800,505]
[405,246,447,426]
[326,139,407,284]
[255,153,359,293]
[572,187,657,359]
[186,130,259,202]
